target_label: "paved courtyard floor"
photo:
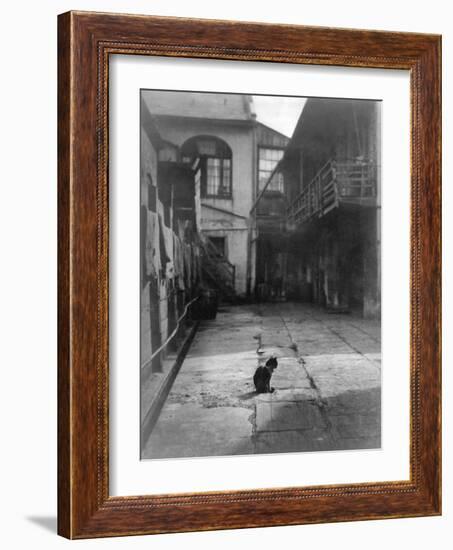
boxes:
[142,302,381,459]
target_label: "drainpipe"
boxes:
[246,117,257,298]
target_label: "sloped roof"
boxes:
[142,90,255,121]
[287,98,377,153]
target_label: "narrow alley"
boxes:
[142,302,381,459]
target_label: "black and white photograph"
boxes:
[1,0,447,545]
[140,89,381,460]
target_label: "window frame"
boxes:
[181,136,233,199]
[257,145,285,194]
[208,236,227,258]
[203,156,232,199]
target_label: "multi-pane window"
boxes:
[258,147,284,192]
[206,158,232,197]
[181,136,232,198]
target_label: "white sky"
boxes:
[252,95,306,139]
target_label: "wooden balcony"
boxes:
[287,159,378,227]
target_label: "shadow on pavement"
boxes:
[238,391,257,401]
[251,386,381,455]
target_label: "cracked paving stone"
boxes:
[256,388,317,402]
[333,436,381,451]
[256,399,326,432]
[142,303,381,458]
[144,405,253,458]
[330,414,381,439]
[256,429,335,454]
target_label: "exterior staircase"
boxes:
[200,238,236,302]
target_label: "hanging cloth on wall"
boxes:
[145,210,160,281]
[158,214,170,278]
[173,233,185,290]
[163,223,175,280]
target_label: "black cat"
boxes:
[253,356,278,394]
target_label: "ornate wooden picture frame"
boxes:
[58,11,441,539]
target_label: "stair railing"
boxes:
[200,238,236,296]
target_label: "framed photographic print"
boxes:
[58,11,441,539]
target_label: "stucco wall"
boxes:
[155,117,255,215]
[155,117,255,296]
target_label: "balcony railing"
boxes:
[287,158,377,227]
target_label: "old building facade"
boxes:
[140,97,203,373]
[142,91,289,299]
[140,93,381,379]
[251,123,290,300]
[277,98,381,318]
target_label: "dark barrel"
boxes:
[191,289,218,320]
